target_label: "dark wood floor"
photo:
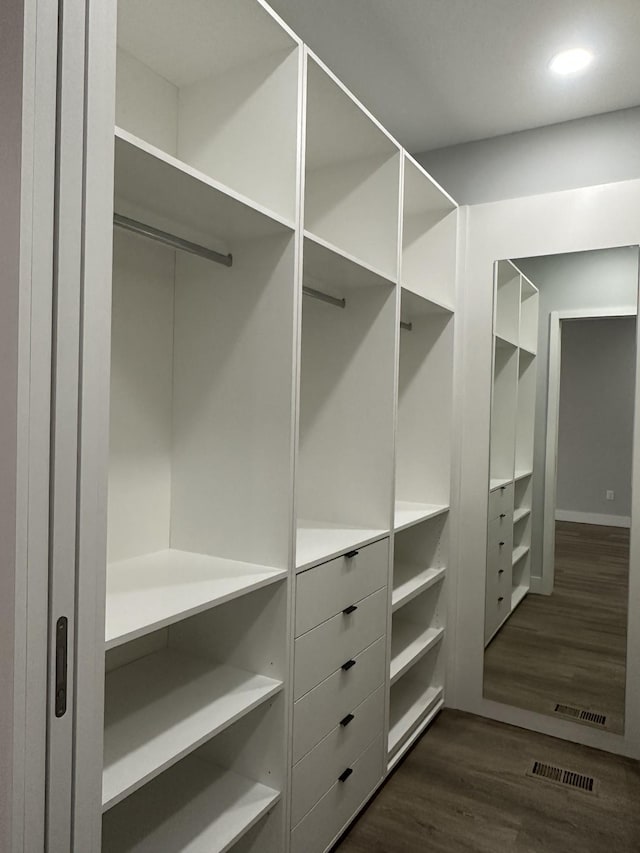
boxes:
[335,709,640,853]
[483,522,629,733]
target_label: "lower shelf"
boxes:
[388,679,444,758]
[102,754,280,853]
[511,584,529,611]
[390,621,444,685]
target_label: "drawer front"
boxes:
[485,579,511,642]
[296,539,389,637]
[487,517,513,595]
[294,587,387,700]
[293,636,386,763]
[489,482,514,520]
[291,735,384,853]
[292,685,385,826]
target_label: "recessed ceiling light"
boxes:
[549,48,594,75]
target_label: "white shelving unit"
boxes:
[485,260,538,645]
[61,2,460,851]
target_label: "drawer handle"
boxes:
[500,486,506,492]
[343,604,358,615]
[499,541,505,547]
[498,596,504,602]
[500,513,506,519]
[342,659,356,671]
[498,569,504,575]
[340,712,355,727]
[338,768,353,783]
[345,550,359,559]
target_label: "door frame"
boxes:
[542,305,638,595]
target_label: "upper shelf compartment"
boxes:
[402,155,457,309]
[304,53,401,280]
[115,0,300,223]
[495,260,520,346]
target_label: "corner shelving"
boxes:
[296,237,396,570]
[304,53,401,279]
[115,0,300,221]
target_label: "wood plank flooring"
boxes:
[483,522,628,733]
[335,709,640,853]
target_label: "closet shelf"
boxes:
[400,290,454,315]
[388,679,443,757]
[102,753,280,853]
[102,648,282,811]
[304,230,397,288]
[394,501,449,532]
[495,332,518,349]
[105,549,287,650]
[392,564,446,613]
[295,520,388,571]
[519,343,537,356]
[511,584,529,611]
[512,545,530,566]
[513,507,531,524]
[514,468,533,482]
[390,622,444,685]
[114,128,294,246]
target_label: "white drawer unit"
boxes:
[294,587,387,700]
[291,685,385,826]
[486,515,513,593]
[295,539,389,637]
[293,637,386,763]
[291,735,384,853]
[488,482,514,521]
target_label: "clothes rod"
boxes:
[303,286,346,309]
[400,321,413,331]
[113,213,233,268]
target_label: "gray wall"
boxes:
[557,317,636,520]
[515,247,639,580]
[417,106,640,205]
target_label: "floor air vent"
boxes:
[528,761,596,794]
[554,703,607,727]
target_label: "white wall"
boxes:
[557,317,636,521]
[515,247,639,580]
[417,107,640,205]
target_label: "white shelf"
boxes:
[490,477,513,491]
[513,507,531,524]
[399,286,454,316]
[114,128,293,246]
[494,332,518,349]
[295,521,388,571]
[106,549,287,649]
[512,544,530,566]
[102,754,280,853]
[394,501,449,533]
[511,584,529,611]
[514,468,533,482]
[102,648,282,811]
[304,229,397,288]
[390,622,444,685]
[388,680,444,757]
[392,564,446,613]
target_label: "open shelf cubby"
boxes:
[402,155,457,308]
[102,695,285,853]
[515,350,536,475]
[392,514,448,613]
[390,582,445,686]
[115,0,300,222]
[494,260,520,346]
[388,641,444,760]
[304,55,401,279]
[514,474,532,519]
[490,338,518,486]
[296,238,396,570]
[395,288,454,531]
[108,166,297,640]
[519,276,539,354]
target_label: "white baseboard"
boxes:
[555,509,631,528]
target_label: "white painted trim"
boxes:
[555,510,631,528]
[542,306,637,595]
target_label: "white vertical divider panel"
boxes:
[46,0,87,848]
[0,0,58,849]
[73,0,117,849]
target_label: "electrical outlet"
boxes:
[606,490,615,501]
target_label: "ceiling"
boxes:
[267,0,640,153]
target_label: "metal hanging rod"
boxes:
[400,321,413,331]
[303,286,346,309]
[113,213,233,268]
